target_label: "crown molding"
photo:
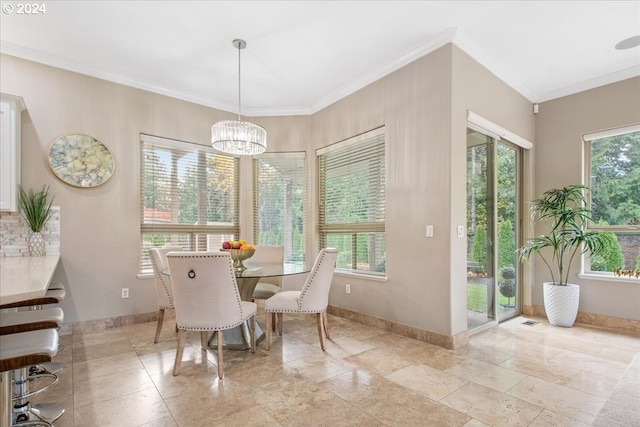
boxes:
[536,65,640,103]
[4,34,638,116]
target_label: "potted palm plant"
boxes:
[518,184,607,327]
[18,185,55,256]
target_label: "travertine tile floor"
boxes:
[32,308,640,427]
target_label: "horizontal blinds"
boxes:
[253,152,306,263]
[139,134,239,272]
[467,111,533,150]
[140,134,239,231]
[318,131,385,234]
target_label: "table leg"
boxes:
[208,321,264,350]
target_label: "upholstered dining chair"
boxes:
[149,247,181,343]
[247,245,285,299]
[166,251,257,379]
[246,246,284,330]
[264,248,338,351]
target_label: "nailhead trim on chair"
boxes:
[150,248,175,309]
[298,249,328,308]
[265,308,325,314]
[264,249,336,314]
[170,252,249,329]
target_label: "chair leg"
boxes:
[173,329,186,376]
[154,309,165,343]
[265,312,272,350]
[250,315,256,354]
[200,331,208,356]
[217,331,224,379]
[271,312,276,332]
[277,313,283,335]
[316,313,326,351]
[322,311,330,338]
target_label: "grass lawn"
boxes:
[467,283,512,310]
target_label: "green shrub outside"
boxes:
[590,231,623,271]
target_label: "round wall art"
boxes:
[48,134,115,188]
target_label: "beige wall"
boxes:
[311,44,534,338]
[2,45,635,339]
[450,46,535,332]
[0,54,310,323]
[534,77,640,320]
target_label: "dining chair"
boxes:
[246,246,284,330]
[166,251,257,379]
[264,248,338,351]
[149,247,181,343]
[247,245,284,298]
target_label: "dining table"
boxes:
[163,261,310,350]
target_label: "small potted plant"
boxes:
[18,185,55,256]
[518,184,607,327]
[498,267,516,308]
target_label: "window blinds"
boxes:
[139,134,239,272]
[253,152,306,263]
[318,129,386,236]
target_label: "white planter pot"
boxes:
[543,282,579,327]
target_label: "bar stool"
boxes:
[0,283,66,310]
[0,308,64,336]
[0,283,67,374]
[0,328,59,427]
[0,308,65,426]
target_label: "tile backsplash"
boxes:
[0,206,60,256]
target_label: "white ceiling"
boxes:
[1,1,639,116]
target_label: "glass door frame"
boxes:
[466,129,523,330]
[495,139,523,323]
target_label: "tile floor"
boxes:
[32,308,640,427]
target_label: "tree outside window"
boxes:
[586,126,640,276]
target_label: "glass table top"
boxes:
[162,262,310,278]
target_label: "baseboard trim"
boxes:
[327,305,469,349]
[524,305,640,335]
[59,311,162,336]
[63,306,471,349]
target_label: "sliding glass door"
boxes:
[467,129,521,329]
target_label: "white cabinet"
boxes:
[0,93,25,212]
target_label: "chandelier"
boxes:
[211,39,267,155]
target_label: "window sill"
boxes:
[334,270,388,282]
[579,273,640,284]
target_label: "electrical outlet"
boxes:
[121,288,129,298]
[345,284,351,294]
[457,225,465,238]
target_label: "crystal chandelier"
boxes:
[211,39,267,155]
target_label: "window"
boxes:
[253,152,306,264]
[317,127,386,276]
[139,134,239,274]
[584,124,640,277]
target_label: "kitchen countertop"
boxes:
[0,255,60,306]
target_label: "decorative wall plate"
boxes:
[48,134,115,188]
